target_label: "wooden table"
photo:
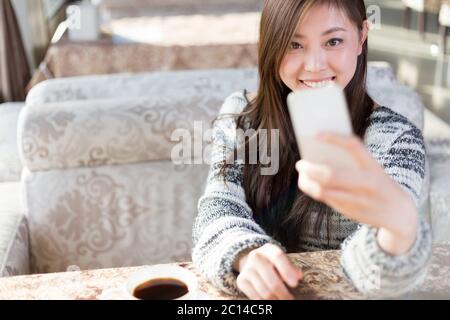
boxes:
[1,242,449,300]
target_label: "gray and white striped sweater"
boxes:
[192,91,432,298]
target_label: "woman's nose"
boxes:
[303,49,327,73]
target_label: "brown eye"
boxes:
[327,38,343,47]
[290,42,302,50]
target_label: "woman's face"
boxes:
[280,4,369,91]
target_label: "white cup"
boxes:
[67,1,100,42]
[125,265,199,300]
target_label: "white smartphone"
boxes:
[287,84,356,169]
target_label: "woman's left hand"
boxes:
[295,133,418,255]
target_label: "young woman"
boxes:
[192,0,432,300]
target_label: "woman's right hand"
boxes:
[235,243,302,300]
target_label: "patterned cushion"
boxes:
[21,69,258,171]
[22,162,209,273]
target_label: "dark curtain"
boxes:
[0,0,31,103]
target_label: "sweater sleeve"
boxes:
[340,127,433,298]
[191,93,283,295]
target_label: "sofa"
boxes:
[0,63,449,277]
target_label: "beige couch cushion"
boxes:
[22,162,209,273]
[19,96,219,171]
[20,69,257,171]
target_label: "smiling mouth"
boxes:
[300,76,336,88]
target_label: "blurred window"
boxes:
[44,0,65,19]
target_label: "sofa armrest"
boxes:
[0,103,25,182]
[0,213,30,277]
[424,109,450,242]
[0,182,30,277]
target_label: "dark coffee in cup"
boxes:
[127,266,197,300]
[132,277,189,300]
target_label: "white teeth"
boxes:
[302,79,335,88]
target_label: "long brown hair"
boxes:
[219,0,374,251]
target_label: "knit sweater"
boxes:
[192,90,433,298]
